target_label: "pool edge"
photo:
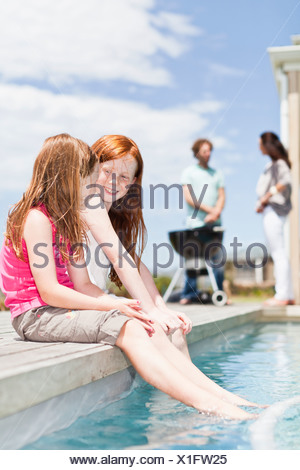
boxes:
[2,303,300,422]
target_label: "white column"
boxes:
[255,258,263,284]
[277,69,291,255]
[277,69,289,147]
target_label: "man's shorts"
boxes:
[12,305,130,346]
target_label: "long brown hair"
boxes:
[91,135,147,288]
[6,133,97,261]
[260,132,291,168]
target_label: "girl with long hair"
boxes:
[0,133,261,420]
[256,131,294,306]
[81,134,263,415]
[86,134,191,339]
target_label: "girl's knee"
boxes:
[172,327,184,337]
[171,328,187,350]
[116,319,148,347]
[151,321,168,339]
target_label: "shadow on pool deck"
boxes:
[1,302,300,421]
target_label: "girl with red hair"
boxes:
[81,134,262,417]
[86,134,191,339]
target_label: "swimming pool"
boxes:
[23,322,300,450]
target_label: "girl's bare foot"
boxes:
[214,408,258,421]
[251,403,269,409]
[197,398,258,421]
[235,399,269,408]
[226,395,269,408]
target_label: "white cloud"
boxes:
[0,83,227,190]
[187,100,224,114]
[0,0,199,87]
[208,62,246,78]
[212,136,234,150]
[151,11,200,38]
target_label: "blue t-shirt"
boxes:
[181,164,225,228]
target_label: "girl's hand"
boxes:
[147,307,190,335]
[110,298,155,335]
[161,307,192,335]
[174,311,192,334]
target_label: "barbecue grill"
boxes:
[163,226,227,307]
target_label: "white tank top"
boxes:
[87,231,111,291]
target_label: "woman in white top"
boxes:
[256,131,294,306]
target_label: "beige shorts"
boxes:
[12,305,130,346]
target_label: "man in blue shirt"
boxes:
[180,138,225,304]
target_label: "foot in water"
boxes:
[198,397,260,421]
[207,407,259,421]
[232,397,269,409]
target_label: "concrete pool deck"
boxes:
[1,302,300,421]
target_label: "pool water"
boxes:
[23,322,300,450]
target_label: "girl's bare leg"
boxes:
[159,327,262,408]
[171,329,192,359]
[116,321,256,420]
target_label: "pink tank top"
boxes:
[0,205,74,319]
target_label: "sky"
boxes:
[0,0,299,274]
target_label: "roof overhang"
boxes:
[268,43,300,92]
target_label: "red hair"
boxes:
[91,135,147,288]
